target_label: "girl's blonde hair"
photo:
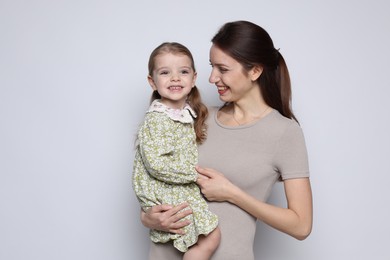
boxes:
[148,42,208,144]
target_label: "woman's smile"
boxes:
[217,85,229,95]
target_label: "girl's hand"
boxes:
[196,165,238,202]
[140,203,192,235]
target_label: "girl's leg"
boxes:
[183,227,221,260]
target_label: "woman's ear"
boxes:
[250,65,263,81]
[147,75,157,90]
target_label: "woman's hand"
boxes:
[196,165,238,202]
[140,203,192,235]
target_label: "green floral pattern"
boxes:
[132,102,218,252]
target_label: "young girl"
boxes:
[132,42,220,260]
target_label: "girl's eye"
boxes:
[160,71,169,75]
[181,70,190,74]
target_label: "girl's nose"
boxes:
[171,73,180,81]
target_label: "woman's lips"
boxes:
[217,85,228,95]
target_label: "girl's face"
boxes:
[148,52,197,109]
[208,44,262,103]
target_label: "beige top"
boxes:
[148,106,310,260]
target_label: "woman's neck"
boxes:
[219,100,271,126]
[232,101,270,125]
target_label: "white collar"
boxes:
[147,99,197,123]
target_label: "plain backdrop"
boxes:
[1,0,389,259]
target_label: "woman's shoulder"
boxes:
[204,105,221,121]
[206,105,221,113]
[264,110,303,138]
[269,110,300,126]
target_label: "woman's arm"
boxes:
[196,166,313,240]
[140,202,193,235]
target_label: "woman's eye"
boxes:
[219,67,228,73]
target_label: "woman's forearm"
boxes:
[227,178,312,240]
[140,203,193,234]
[196,166,313,240]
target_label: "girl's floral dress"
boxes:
[132,100,218,252]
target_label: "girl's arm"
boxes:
[196,166,313,240]
[139,114,197,184]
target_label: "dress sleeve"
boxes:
[138,113,198,184]
[274,121,310,180]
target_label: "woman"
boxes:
[141,20,313,260]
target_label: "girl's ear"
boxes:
[192,72,198,88]
[250,65,263,81]
[147,75,157,90]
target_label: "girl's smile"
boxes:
[148,53,197,109]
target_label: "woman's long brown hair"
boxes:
[211,20,298,123]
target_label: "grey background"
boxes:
[1,0,389,259]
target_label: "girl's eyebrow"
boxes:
[155,66,168,70]
[179,66,192,70]
[155,66,193,72]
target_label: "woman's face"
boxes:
[209,44,261,103]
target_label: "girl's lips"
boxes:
[169,85,183,91]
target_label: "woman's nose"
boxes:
[209,69,219,83]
